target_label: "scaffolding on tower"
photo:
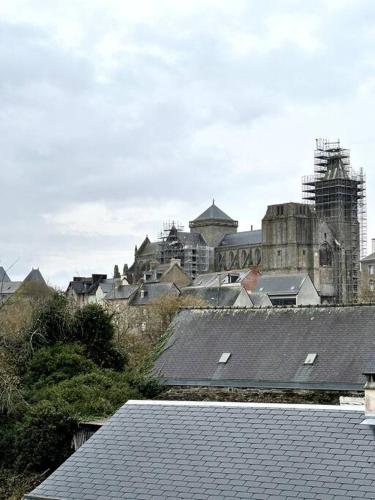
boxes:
[302,139,367,303]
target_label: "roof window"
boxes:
[304,353,317,365]
[218,353,231,364]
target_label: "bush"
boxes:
[38,370,139,420]
[15,400,77,473]
[74,304,127,370]
[24,343,97,390]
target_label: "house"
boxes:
[181,286,255,307]
[130,282,180,306]
[105,284,139,305]
[254,273,320,306]
[143,258,191,288]
[0,268,50,301]
[154,305,375,391]
[66,274,123,306]
[25,394,375,499]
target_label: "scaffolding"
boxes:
[158,221,209,278]
[302,139,367,303]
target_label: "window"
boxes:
[319,242,332,266]
[369,265,374,275]
[304,353,318,365]
[218,353,231,364]
[370,280,375,292]
[140,290,148,298]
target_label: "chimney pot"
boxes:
[372,238,375,254]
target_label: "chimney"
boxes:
[251,225,253,231]
[372,238,375,254]
[362,359,375,424]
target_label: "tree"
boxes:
[113,265,121,279]
[15,400,77,473]
[73,304,127,370]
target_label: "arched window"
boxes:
[319,242,332,266]
[241,249,249,267]
[370,280,374,292]
[255,248,261,266]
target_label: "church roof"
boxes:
[193,201,234,222]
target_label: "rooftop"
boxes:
[25,400,375,500]
[192,201,235,223]
[154,305,375,389]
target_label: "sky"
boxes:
[1,0,375,287]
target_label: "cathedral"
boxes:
[127,139,366,304]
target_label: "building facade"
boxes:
[127,140,366,304]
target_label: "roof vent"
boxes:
[304,353,317,365]
[218,353,231,364]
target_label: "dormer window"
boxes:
[140,290,148,299]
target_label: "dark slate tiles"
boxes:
[154,306,375,388]
[25,401,375,499]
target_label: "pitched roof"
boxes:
[362,252,375,262]
[0,281,22,295]
[181,286,243,307]
[25,400,375,500]
[23,268,47,285]
[255,273,308,295]
[130,282,180,305]
[176,231,207,246]
[0,266,10,283]
[248,292,272,307]
[154,306,375,389]
[193,201,234,222]
[193,270,249,287]
[105,284,139,300]
[218,230,262,247]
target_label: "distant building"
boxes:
[361,238,375,298]
[127,139,366,304]
[0,268,50,301]
[66,274,120,306]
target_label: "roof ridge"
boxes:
[126,400,363,411]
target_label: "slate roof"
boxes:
[218,230,262,247]
[23,268,47,285]
[181,286,243,307]
[154,306,375,389]
[130,282,180,305]
[362,252,375,262]
[105,284,139,300]
[193,202,234,222]
[0,266,10,283]
[25,400,375,500]
[255,274,308,295]
[248,292,272,307]
[193,270,249,287]
[0,281,22,295]
[176,231,207,246]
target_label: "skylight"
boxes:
[218,353,231,364]
[304,353,317,365]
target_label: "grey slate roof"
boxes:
[255,273,307,295]
[130,282,180,305]
[0,266,10,283]
[25,400,375,500]
[362,252,375,262]
[219,230,262,247]
[193,202,234,222]
[0,281,22,295]
[177,231,207,246]
[181,286,243,307]
[248,292,272,307]
[105,284,139,300]
[193,270,249,287]
[23,268,47,285]
[154,306,375,389]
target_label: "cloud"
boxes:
[0,0,374,286]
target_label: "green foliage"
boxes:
[15,400,77,473]
[38,370,139,420]
[30,293,72,348]
[73,304,127,370]
[24,343,97,390]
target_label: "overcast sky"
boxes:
[1,0,374,287]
